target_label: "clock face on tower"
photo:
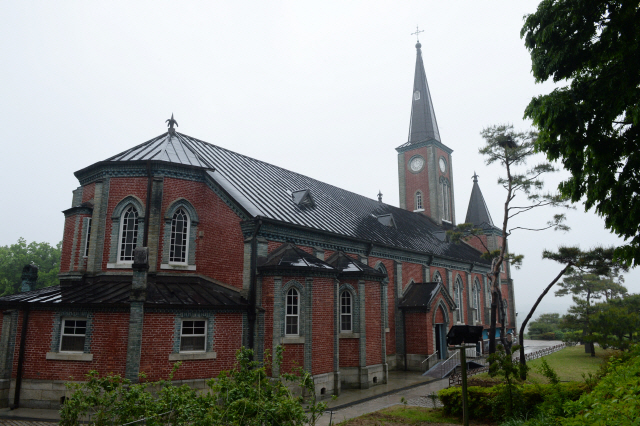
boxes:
[409,156,424,172]
[439,157,447,173]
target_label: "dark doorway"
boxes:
[435,323,447,359]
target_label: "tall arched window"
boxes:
[433,271,442,283]
[415,191,423,210]
[170,208,189,263]
[119,205,139,262]
[285,288,299,336]
[340,291,352,332]
[472,280,481,324]
[454,276,463,323]
[441,179,451,221]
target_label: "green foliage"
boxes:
[60,346,328,426]
[488,344,530,420]
[560,344,640,425]
[528,313,565,340]
[0,237,61,296]
[590,294,640,351]
[438,382,586,422]
[522,0,640,266]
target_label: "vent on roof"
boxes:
[291,189,314,208]
[376,214,396,228]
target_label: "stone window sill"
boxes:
[169,352,216,361]
[339,333,360,339]
[107,262,133,269]
[413,208,425,213]
[161,263,196,271]
[46,352,93,362]
[281,336,305,344]
[385,328,390,333]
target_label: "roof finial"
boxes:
[472,172,479,183]
[411,25,424,47]
[166,113,178,135]
[377,190,383,203]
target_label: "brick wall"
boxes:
[139,312,242,382]
[405,312,428,354]
[82,183,96,203]
[403,146,431,213]
[159,178,245,289]
[339,339,359,367]
[402,262,422,290]
[280,344,304,374]
[12,310,129,381]
[365,281,382,366]
[370,257,395,356]
[312,277,334,376]
[261,276,274,375]
[59,216,77,274]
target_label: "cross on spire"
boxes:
[472,172,479,183]
[411,25,424,42]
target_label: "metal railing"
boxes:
[421,350,439,372]
[448,342,574,386]
[425,349,459,379]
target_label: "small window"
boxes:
[415,191,423,210]
[285,288,299,335]
[454,277,463,323]
[340,291,352,332]
[84,218,92,257]
[414,90,420,100]
[180,319,206,352]
[119,205,139,262]
[170,208,189,263]
[60,319,87,352]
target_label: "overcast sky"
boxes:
[2,1,637,325]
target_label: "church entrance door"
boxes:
[435,323,447,359]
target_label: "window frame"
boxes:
[415,191,424,210]
[340,290,353,332]
[59,317,87,353]
[169,207,190,264]
[179,318,207,353]
[118,205,139,263]
[285,287,300,336]
[454,277,464,323]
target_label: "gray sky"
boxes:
[2,1,638,325]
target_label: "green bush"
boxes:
[60,346,328,426]
[559,344,640,425]
[438,382,587,422]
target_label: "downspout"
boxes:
[12,304,30,409]
[143,160,153,247]
[248,217,263,352]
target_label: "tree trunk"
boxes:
[519,263,573,380]
[489,289,498,355]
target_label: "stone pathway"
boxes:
[0,421,57,426]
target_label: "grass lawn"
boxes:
[524,344,612,382]
[336,405,494,426]
[471,344,613,384]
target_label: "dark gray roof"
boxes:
[399,282,446,310]
[406,42,440,144]
[0,276,247,309]
[465,175,494,228]
[80,132,488,265]
[258,243,336,273]
[325,251,386,280]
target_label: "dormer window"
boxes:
[414,90,421,100]
[291,189,314,208]
[377,214,396,228]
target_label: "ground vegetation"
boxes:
[0,237,61,295]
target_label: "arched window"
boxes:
[472,280,482,324]
[454,276,464,323]
[415,191,423,210]
[119,205,139,262]
[441,179,451,221]
[285,288,299,336]
[340,291,352,332]
[433,271,442,283]
[170,208,189,263]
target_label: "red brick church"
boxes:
[0,41,516,409]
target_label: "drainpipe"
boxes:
[248,217,263,352]
[12,304,30,409]
[143,160,153,247]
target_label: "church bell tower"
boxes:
[397,40,455,225]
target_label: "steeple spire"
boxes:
[465,174,493,226]
[408,41,440,144]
